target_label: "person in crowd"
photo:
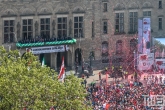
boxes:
[84,79,87,88]
[99,72,101,80]
[85,73,165,110]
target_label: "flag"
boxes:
[162,48,164,58]
[42,57,45,67]
[58,56,65,81]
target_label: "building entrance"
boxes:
[39,53,51,67]
[75,48,82,65]
[57,51,68,70]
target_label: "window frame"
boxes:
[22,18,33,40]
[115,13,124,33]
[103,21,108,34]
[73,15,84,38]
[40,17,50,39]
[3,18,15,43]
[143,11,151,17]
[103,2,108,12]
[57,17,67,38]
[102,41,109,63]
[129,12,138,33]
[159,0,162,9]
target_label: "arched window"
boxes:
[116,40,122,54]
[102,41,109,63]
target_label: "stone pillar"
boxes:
[51,53,57,70]
[71,46,75,69]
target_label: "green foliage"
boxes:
[0,46,91,110]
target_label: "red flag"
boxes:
[58,56,65,80]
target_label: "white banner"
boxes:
[138,19,143,53]
[26,45,69,54]
[138,53,154,71]
[155,59,165,70]
[142,18,151,54]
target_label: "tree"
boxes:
[0,47,91,110]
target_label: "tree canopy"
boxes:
[0,47,91,110]
[154,39,165,51]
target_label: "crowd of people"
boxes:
[85,73,165,110]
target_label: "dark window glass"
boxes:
[103,21,107,34]
[41,19,44,24]
[74,17,78,22]
[103,3,107,12]
[92,21,94,37]
[143,11,151,16]
[159,1,162,9]
[4,21,9,26]
[159,18,162,30]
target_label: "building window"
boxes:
[102,41,109,63]
[92,21,94,37]
[159,1,162,9]
[4,20,15,43]
[74,16,83,38]
[22,19,33,40]
[40,18,50,39]
[115,13,124,33]
[129,12,138,33]
[103,21,108,34]
[57,17,67,38]
[143,11,151,16]
[158,17,163,30]
[103,3,107,12]
[116,40,122,54]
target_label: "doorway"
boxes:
[39,53,51,66]
[56,51,67,69]
[75,48,82,65]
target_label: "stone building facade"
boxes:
[0,0,164,70]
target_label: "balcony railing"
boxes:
[16,37,76,48]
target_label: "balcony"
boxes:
[16,37,76,48]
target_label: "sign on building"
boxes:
[155,59,165,70]
[26,45,69,54]
[138,53,154,71]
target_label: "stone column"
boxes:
[51,53,57,70]
[71,46,75,69]
[35,21,39,36]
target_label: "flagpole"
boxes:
[58,56,65,82]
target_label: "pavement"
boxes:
[65,69,165,87]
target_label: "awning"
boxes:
[16,39,76,48]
